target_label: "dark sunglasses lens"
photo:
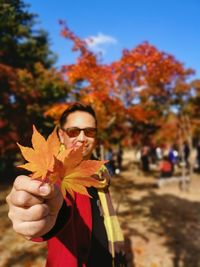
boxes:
[66,128,80,137]
[84,128,96,137]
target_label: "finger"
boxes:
[8,203,50,222]
[8,175,63,213]
[7,189,44,207]
[13,175,52,197]
[14,175,62,202]
[13,175,57,201]
[12,215,56,238]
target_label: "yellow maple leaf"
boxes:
[60,159,108,198]
[17,125,60,180]
[49,145,107,198]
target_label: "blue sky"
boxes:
[25,0,200,79]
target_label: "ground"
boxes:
[1,149,200,267]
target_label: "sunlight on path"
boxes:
[110,149,200,267]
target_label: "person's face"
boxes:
[58,111,97,160]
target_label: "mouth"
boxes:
[70,141,88,150]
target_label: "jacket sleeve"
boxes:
[42,199,72,240]
[32,198,72,242]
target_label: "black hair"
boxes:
[59,102,97,128]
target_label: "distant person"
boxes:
[140,145,150,172]
[149,145,157,164]
[105,146,116,176]
[159,155,173,178]
[155,146,163,161]
[183,141,190,169]
[116,144,123,173]
[168,146,177,172]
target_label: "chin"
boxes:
[82,152,92,160]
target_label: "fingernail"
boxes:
[39,184,49,195]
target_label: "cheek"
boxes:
[63,137,75,149]
[89,139,96,148]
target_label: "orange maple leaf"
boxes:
[17,125,60,180]
[17,125,107,198]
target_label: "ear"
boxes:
[58,129,65,144]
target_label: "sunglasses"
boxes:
[62,127,97,138]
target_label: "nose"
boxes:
[77,130,86,142]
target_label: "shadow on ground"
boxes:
[110,169,200,267]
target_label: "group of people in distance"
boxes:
[139,141,197,179]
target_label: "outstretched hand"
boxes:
[6,175,63,239]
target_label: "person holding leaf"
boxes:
[6,102,127,267]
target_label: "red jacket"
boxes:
[160,160,172,172]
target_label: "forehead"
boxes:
[64,111,96,128]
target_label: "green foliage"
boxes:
[0,0,56,69]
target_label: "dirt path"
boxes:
[1,150,200,267]
[110,150,200,267]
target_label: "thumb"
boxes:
[39,183,63,215]
[38,183,53,198]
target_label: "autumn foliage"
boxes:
[54,22,198,148]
